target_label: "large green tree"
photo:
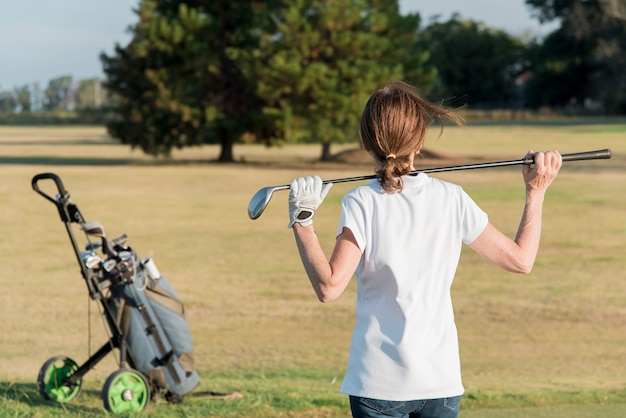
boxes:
[102,0,434,161]
[419,16,528,108]
[525,0,626,112]
[101,0,275,161]
[256,0,432,160]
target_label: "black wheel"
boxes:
[36,356,82,403]
[102,368,150,413]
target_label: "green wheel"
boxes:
[102,368,150,413]
[37,356,82,403]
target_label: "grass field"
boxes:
[0,123,625,417]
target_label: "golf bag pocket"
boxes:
[109,270,199,398]
[144,276,196,377]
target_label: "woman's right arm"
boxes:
[293,224,361,302]
[469,151,562,274]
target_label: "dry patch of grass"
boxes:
[0,124,624,415]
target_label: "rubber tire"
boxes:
[102,368,150,413]
[37,356,82,403]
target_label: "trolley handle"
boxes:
[32,172,69,204]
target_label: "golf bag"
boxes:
[32,173,199,413]
[106,252,199,399]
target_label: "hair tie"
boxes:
[385,153,397,160]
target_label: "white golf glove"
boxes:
[288,176,333,228]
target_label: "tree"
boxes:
[75,78,104,109]
[102,0,435,161]
[256,0,428,160]
[523,29,592,108]
[419,16,528,108]
[14,85,32,112]
[102,0,275,161]
[525,0,626,112]
[44,75,74,111]
[31,82,44,112]
[0,90,17,113]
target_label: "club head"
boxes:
[248,187,275,220]
[81,221,107,238]
[81,221,118,257]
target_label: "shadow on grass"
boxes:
[0,140,116,147]
[0,154,323,168]
[0,381,105,415]
[0,156,136,166]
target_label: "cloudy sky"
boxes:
[0,0,558,89]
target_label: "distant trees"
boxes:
[14,85,31,112]
[0,90,17,113]
[0,76,107,116]
[0,85,30,113]
[43,76,74,111]
[75,78,105,109]
[419,15,527,108]
[524,0,626,112]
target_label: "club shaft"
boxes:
[311,148,612,186]
[248,149,611,219]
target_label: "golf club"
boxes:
[247,148,612,220]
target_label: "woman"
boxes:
[287,81,562,418]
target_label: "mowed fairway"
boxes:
[0,123,624,417]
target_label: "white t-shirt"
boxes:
[337,173,488,401]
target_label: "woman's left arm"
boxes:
[469,150,562,273]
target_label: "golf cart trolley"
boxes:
[32,173,198,414]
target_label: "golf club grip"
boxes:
[561,148,612,162]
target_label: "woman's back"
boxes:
[338,174,488,400]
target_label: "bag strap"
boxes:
[146,281,185,316]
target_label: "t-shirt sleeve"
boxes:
[460,188,489,245]
[337,193,366,252]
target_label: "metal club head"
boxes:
[81,221,107,238]
[247,184,291,219]
[248,187,276,220]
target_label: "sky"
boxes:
[0,0,559,90]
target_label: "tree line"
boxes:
[2,0,625,161]
[0,76,106,113]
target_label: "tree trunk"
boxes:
[218,137,234,162]
[320,141,332,161]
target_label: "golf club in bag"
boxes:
[32,173,199,414]
[248,148,612,219]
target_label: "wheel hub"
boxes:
[122,389,133,401]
